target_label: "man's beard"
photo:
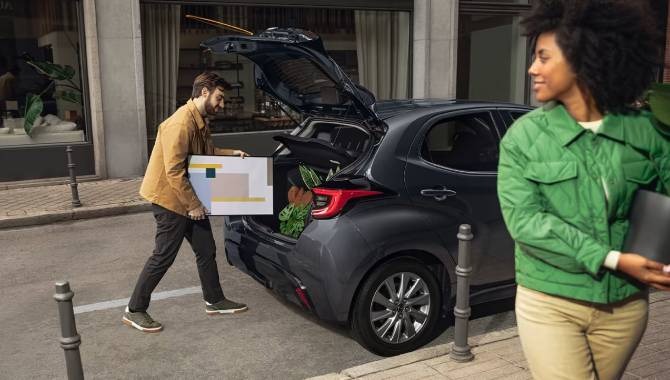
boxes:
[204,93,218,115]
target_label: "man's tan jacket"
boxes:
[140,99,231,216]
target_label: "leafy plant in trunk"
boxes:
[278,164,340,238]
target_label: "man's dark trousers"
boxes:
[128,204,225,312]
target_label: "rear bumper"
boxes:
[224,215,372,324]
[224,236,315,312]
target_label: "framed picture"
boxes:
[187,155,273,215]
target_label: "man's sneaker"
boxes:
[205,298,248,315]
[122,306,163,333]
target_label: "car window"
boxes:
[500,109,529,130]
[421,112,499,172]
[509,111,526,121]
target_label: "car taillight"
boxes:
[311,188,383,219]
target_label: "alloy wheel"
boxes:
[369,272,431,344]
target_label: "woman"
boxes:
[497,1,670,379]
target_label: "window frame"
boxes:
[417,109,502,174]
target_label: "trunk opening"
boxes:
[249,120,374,236]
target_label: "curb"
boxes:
[0,202,151,229]
[306,327,519,380]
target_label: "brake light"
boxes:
[311,188,383,219]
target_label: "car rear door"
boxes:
[404,108,515,286]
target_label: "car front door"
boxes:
[404,109,515,287]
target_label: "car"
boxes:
[203,28,532,356]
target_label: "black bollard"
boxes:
[54,281,84,380]
[66,146,82,207]
[450,224,474,362]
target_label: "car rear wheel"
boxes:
[351,259,442,356]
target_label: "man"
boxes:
[124,72,249,333]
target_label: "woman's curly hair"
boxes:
[521,0,663,113]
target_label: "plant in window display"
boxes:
[20,53,82,136]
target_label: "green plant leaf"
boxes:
[24,94,43,135]
[26,60,75,81]
[279,202,311,238]
[295,204,310,219]
[59,90,82,105]
[299,164,322,189]
[279,204,294,222]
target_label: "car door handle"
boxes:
[420,187,457,201]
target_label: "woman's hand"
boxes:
[618,253,670,290]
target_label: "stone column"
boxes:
[83,0,107,178]
[94,0,148,178]
[412,0,459,99]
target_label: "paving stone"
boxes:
[626,348,670,371]
[474,364,526,380]
[626,355,670,379]
[496,350,526,365]
[357,363,440,380]
[306,374,352,380]
[418,375,450,380]
[342,345,449,379]
[5,210,27,216]
[501,371,534,380]
[428,351,497,373]
[434,355,509,379]
[0,178,148,229]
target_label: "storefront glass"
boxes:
[0,0,89,148]
[140,3,411,139]
[456,13,528,104]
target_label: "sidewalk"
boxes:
[0,177,149,229]
[310,291,670,380]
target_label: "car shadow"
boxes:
[263,288,356,339]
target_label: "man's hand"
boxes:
[188,206,208,220]
[618,253,670,291]
[233,150,249,158]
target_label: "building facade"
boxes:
[0,0,667,183]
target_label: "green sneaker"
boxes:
[205,298,248,315]
[122,307,163,333]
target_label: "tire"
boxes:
[351,259,442,356]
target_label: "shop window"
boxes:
[0,0,88,148]
[456,12,529,104]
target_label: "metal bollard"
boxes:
[66,146,82,207]
[54,281,84,380]
[450,224,474,362]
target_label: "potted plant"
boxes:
[21,53,82,135]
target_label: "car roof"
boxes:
[374,99,533,120]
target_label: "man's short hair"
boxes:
[191,72,230,99]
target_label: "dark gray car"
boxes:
[207,28,532,356]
